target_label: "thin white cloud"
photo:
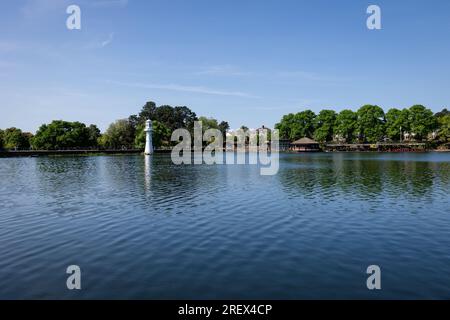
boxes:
[277,70,349,82]
[81,33,115,50]
[108,80,259,98]
[194,65,346,83]
[196,65,254,77]
[101,33,115,48]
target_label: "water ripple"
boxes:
[0,153,449,299]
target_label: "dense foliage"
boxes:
[2,102,448,151]
[102,101,228,149]
[0,127,33,150]
[276,110,316,141]
[276,105,444,144]
[334,109,358,143]
[133,102,197,133]
[436,111,450,143]
[126,102,199,149]
[31,121,100,150]
[133,120,172,149]
[99,119,135,149]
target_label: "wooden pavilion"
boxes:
[291,137,321,152]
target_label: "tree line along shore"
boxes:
[1,102,449,153]
[275,105,449,149]
[0,102,230,152]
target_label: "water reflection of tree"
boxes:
[278,154,438,201]
[435,162,450,187]
[36,157,93,196]
[35,157,97,216]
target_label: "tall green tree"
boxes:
[173,106,197,131]
[128,114,140,129]
[99,119,136,149]
[437,114,450,143]
[198,116,219,132]
[314,110,337,143]
[153,105,176,129]
[275,110,316,140]
[22,132,33,149]
[32,121,96,150]
[292,110,316,140]
[121,102,200,149]
[2,127,32,150]
[87,124,101,147]
[334,109,358,142]
[218,121,230,140]
[0,129,4,149]
[435,108,449,118]
[152,121,172,148]
[385,108,410,141]
[132,102,197,132]
[151,105,197,132]
[134,120,171,149]
[275,113,296,140]
[407,105,436,140]
[357,105,386,143]
[138,101,157,122]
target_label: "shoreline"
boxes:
[0,149,166,158]
[1,148,449,158]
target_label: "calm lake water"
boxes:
[0,152,449,299]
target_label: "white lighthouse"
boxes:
[144,119,153,155]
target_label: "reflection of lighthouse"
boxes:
[144,153,151,191]
[144,119,153,155]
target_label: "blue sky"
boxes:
[1,0,450,132]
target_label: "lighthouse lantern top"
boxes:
[145,119,152,131]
